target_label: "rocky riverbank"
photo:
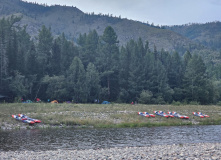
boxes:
[1,143,220,159]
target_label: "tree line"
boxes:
[0,16,221,104]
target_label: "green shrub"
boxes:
[189,101,200,105]
[217,101,221,106]
[138,90,153,104]
[171,101,181,106]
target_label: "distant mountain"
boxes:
[166,22,221,50]
[0,0,195,52]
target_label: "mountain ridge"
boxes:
[166,21,221,50]
[0,0,194,52]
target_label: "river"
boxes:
[0,125,221,151]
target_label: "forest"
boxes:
[0,16,221,104]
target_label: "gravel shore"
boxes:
[1,143,220,160]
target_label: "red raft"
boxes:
[12,114,41,124]
[138,112,155,118]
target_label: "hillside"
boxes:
[167,22,221,50]
[0,0,194,52]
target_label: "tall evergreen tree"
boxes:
[37,25,53,76]
[183,54,209,103]
[60,33,77,73]
[67,56,87,102]
[97,26,119,101]
[26,41,38,75]
[85,63,100,102]
[17,26,31,74]
[118,46,131,102]
[127,39,146,102]
[50,38,61,75]
[0,16,21,93]
[78,30,99,67]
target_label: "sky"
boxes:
[22,0,221,26]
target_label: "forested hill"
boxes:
[0,0,193,52]
[166,22,221,50]
[1,0,221,105]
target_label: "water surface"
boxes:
[0,125,220,151]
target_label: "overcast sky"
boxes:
[23,0,221,25]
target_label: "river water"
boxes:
[0,125,221,151]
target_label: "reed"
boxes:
[1,103,221,129]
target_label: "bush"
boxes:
[138,90,153,104]
[189,101,200,105]
[171,100,181,106]
[14,97,22,103]
[156,96,166,104]
[217,101,221,106]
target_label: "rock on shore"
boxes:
[1,143,221,159]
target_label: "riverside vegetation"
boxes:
[1,103,221,130]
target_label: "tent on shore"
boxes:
[102,101,110,104]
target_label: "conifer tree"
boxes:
[85,63,100,102]
[51,39,61,75]
[67,56,87,102]
[37,25,53,76]
[97,26,119,101]
[183,54,209,103]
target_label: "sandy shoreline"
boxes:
[1,143,221,159]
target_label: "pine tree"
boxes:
[78,30,99,67]
[127,39,146,102]
[85,63,100,102]
[183,54,209,103]
[118,44,132,102]
[26,41,38,75]
[0,16,21,92]
[97,26,119,101]
[37,25,53,76]
[17,26,32,74]
[67,57,87,102]
[60,33,77,73]
[50,39,61,75]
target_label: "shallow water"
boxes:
[0,125,221,151]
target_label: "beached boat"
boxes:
[138,112,150,117]
[18,114,41,123]
[143,112,155,117]
[159,111,174,118]
[192,112,204,118]
[168,111,189,119]
[12,115,35,124]
[197,112,210,118]
[154,111,170,118]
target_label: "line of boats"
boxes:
[138,111,210,119]
[12,114,41,124]
[12,111,209,124]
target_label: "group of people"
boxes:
[131,101,138,105]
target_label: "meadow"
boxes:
[1,103,221,130]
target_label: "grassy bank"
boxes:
[0,103,221,130]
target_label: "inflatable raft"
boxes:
[192,112,204,118]
[138,112,155,118]
[12,114,41,124]
[18,114,41,123]
[154,111,173,118]
[197,112,209,118]
[143,112,155,117]
[12,115,35,124]
[168,111,189,119]
[193,112,209,118]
